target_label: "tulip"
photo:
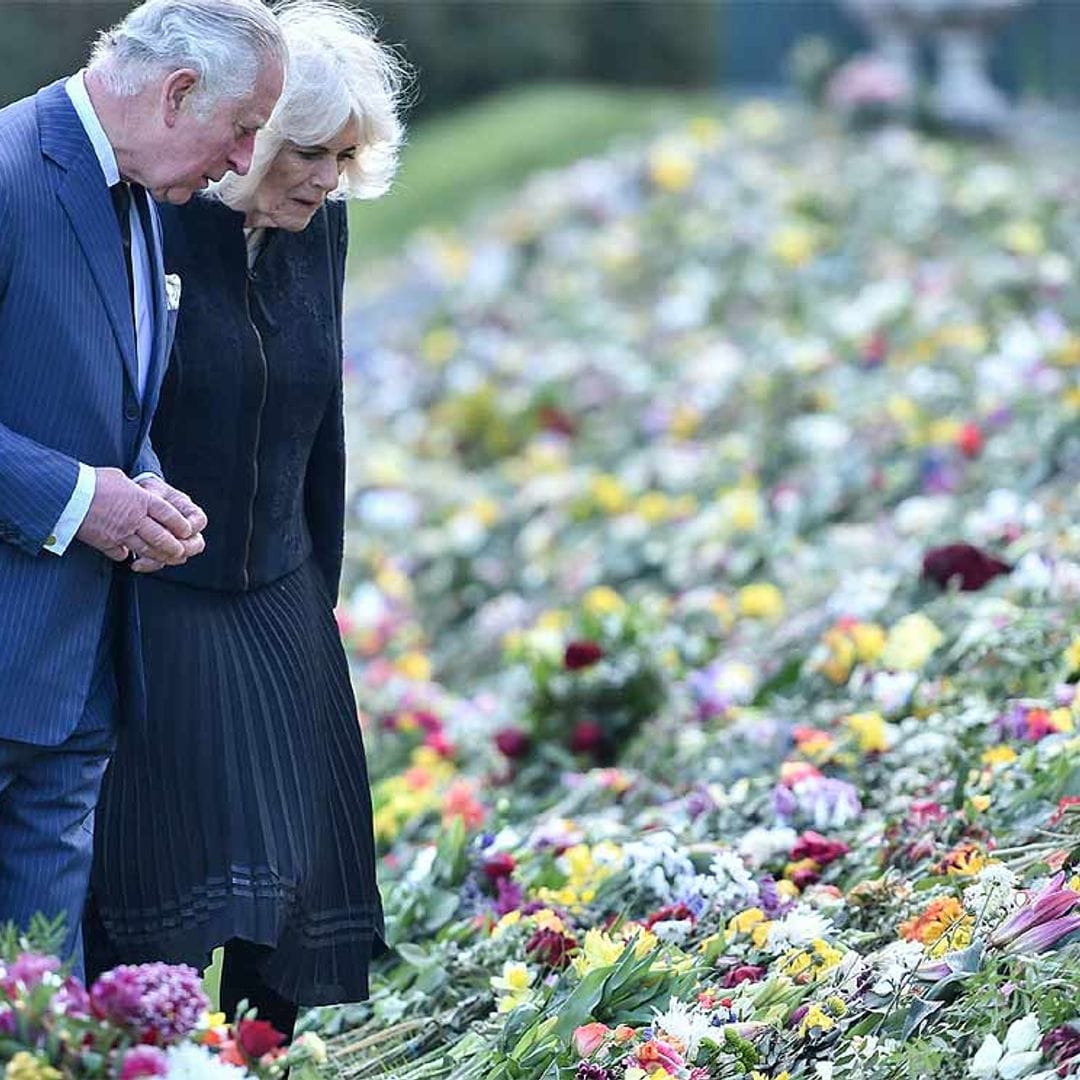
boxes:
[572,1022,611,1057]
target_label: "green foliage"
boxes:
[0,914,67,964]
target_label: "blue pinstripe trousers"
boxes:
[0,581,118,981]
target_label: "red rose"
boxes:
[791,830,849,867]
[236,1020,287,1059]
[956,422,984,458]
[494,726,531,759]
[482,852,516,882]
[720,965,766,988]
[536,405,577,437]
[644,902,695,929]
[564,640,604,670]
[922,543,1010,591]
[526,927,578,969]
[568,720,605,754]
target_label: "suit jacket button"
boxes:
[124,404,140,421]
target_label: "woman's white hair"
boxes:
[215,0,408,205]
[89,0,286,116]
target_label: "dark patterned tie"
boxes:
[110,181,135,327]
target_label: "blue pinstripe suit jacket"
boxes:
[0,80,173,743]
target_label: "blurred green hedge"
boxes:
[0,0,720,112]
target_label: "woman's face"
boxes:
[245,115,361,231]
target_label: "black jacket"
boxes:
[150,196,348,597]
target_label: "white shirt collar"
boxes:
[65,70,121,187]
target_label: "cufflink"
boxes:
[45,534,57,546]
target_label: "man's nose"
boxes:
[228,132,257,176]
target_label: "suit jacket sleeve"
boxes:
[303,201,348,602]
[0,179,81,555]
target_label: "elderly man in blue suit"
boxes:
[0,0,285,975]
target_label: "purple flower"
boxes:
[0,1005,14,1036]
[775,777,861,829]
[120,1046,169,1079]
[54,976,92,1019]
[576,1062,611,1080]
[1,953,60,994]
[494,875,524,916]
[90,963,208,1043]
[757,874,793,918]
[989,873,1080,954]
[1042,1024,1080,1074]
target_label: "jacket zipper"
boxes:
[241,272,268,590]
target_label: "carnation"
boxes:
[90,963,209,1043]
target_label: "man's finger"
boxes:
[102,543,131,563]
[132,519,187,563]
[145,494,193,540]
[131,556,165,573]
[163,487,208,533]
[180,532,206,558]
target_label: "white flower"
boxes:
[653,998,714,1059]
[164,1044,249,1079]
[766,904,831,951]
[738,826,798,868]
[969,1015,1044,1079]
[963,862,1020,924]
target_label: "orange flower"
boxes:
[442,779,486,829]
[899,897,966,945]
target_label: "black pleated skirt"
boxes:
[89,558,386,1006]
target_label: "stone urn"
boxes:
[840,0,1033,134]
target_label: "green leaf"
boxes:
[901,997,944,1041]
[394,942,434,969]
[552,967,612,1042]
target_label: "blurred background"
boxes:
[3,0,1079,258]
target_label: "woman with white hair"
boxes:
[87,0,406,1035]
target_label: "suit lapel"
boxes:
[37,81,140,393]
[137,198,169,444]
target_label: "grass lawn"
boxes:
[346,81,716,271]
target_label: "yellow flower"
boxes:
[493,910,522,934]
[467,497,501,528]
[583,586,627,618]
[780,949,812,978]
[738,583,784,619]
[395,650,432,682]
[850,622,886,663]
[5,1054,62,1080]
[799,1003,835,1036]
[970,795,992,812]
[572,928,626,975]
[728,906,766,935]
[846,710,890,753]
[881,613,944,671]
[813,939,845,971]
[936,324,989,353]
[590,474,631,515]
[649,141,696,193]
[770,224,816,268]
[1066,637,1080,673]
[1050,708,1075,733]
[530,908,566,934]
[490,961,534,1012]
[718,486,763,533]
[636,491,674,524]
[981,745,1017,767]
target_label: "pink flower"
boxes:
[120,1046,169,1079]
[90,963,208,1043]
[989,873,1080,953]
[482,852,516,882]
[791,830,849,867]
[573,1022,611,1057]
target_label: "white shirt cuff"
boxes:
[43,462,95,556]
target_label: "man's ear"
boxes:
[161,69,199,127]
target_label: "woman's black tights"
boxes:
[220,938,299,1042]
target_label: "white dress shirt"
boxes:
[46,71,159,556]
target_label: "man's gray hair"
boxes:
[90,0,286,112]
[216,0,408,205]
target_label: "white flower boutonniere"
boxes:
[164,273,182,312]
